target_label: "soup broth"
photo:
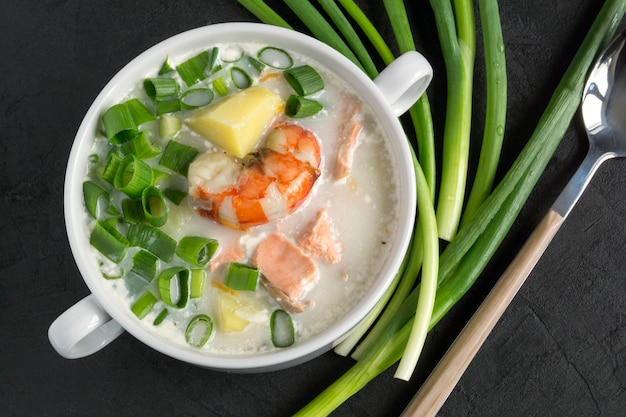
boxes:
[84,41,400,355]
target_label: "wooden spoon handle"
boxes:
[401,209,565,417]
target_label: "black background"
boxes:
[2,1,626,416]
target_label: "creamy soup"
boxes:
[83,42,400,355]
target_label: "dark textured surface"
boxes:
[2,1,626,416]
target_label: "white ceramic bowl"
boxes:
[49,22,431,372]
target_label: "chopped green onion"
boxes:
[221,45,244,62]
[131,249,159,281]
[163,188,187,205]
[121,198,145,223]
[101,151,123,185]
[225,262,259,291]
[150,168,170,186]
[143,77,179,101]
[101,103,138,145]
[176,236,219,268]
[208,47,219,72]
[257,46,293,69]
[245,55,266,74]
[185,314,214,347]
[284,65,324,96]
[177,51,210,87]
[285,95,323,118]
[89,154,99,164]
[231,66,253,89]
[101,267,124,280]
[106,204,120,217]
[190,269,206,299]
[131,291,157,319]
[158,57,174,75]
[113,155,153,199]
[127,223,177,262]
[83,180,109,219]
[158,114,182,139]
[180,88,214,109]
[270,309,295,348]
[158,266,190,308]
[158,140,199,176]
[141,186,168,227]
[153,308,168,325]
[125,98,156,126]
[212,76,229,96]
[120,131,161,159]
[155,97,181,115]
[90,220,129,263]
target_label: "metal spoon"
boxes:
[401,29,626,417]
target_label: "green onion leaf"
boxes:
[153,308,168,325]
[113,155,153,199]
[245,55,266,74]
[101,103,138,145]
[225,262,259,291]
[231,66,253,89]
[180,88,214,109]
[158,114,182,140]
[83,181,109,219]
[158,140,199,176]
[177,51,210,87]
[143,77,179,101]
[125,98,156,126]
[270,309,295,348]
[131,249,159,281]
[176,236,219,268]
[284,65,324,96]
[190,269,206,299]
[101,151,123,185]
[257,46,293,69]
[141,186,168,227]
[212,76,229,96]
[127,223,177,262]
[121,198,145,224]
[90,220,129,263]
[158,57,174,75]
[131,291,157,319]
[158,266,190,308]
[185,314,214,347]
[285,95,323,118]
[163,188,187,205]
[120,131,161,159]
[155,97,181,115]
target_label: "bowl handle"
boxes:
[373,50,433,117]
[48,294,124,359]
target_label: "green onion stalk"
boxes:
[460,0,507,227]
[295,0,626,415]
[432,0,476,241]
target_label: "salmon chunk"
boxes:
[209,240,244,271]
[253,233,318,313]
[299,209,342,264]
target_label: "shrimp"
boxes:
[333,96,363,181]
[188,123,321,230]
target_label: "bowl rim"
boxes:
[64,22,417,371]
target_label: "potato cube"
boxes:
[186,86,283,158]
[217,291,250,333]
